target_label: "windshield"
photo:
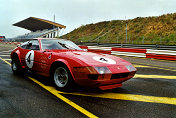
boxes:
[41,39,82,50]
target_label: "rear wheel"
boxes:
[52,65,73,89]
[11,55,22,74]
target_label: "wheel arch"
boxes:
[11,50,22,64]
[49,59,75,80]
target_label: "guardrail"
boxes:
[146,49,176,60]
[77,42,176,51]
[79,45,176,61]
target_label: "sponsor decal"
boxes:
[93,56,116,64]
[48,55,51,59]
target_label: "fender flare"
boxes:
[12,50,22,65]
[50,59,75,80]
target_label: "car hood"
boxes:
[52,50,131,66]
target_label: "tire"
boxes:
[11,55,22,74]
[52,65,73,89]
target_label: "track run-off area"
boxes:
[0,45,176,118]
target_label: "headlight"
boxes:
[125,65,136,72]
[73,67,97,74]
[94,67,111,74]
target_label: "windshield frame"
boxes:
[40,39,82,51]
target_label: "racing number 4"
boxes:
[25,50,34,68]
[27,53,31,64]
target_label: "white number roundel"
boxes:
[25,50,34,68]
[93,56,116,64]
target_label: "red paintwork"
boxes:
[11,38,136,90]
[87,49,111,54]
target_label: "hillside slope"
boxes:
[61,13,176,45]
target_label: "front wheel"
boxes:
[52,66,73,89]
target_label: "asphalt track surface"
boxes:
[0,45,176,118]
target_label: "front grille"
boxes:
[88,74,99,80]
[111,73,129,79]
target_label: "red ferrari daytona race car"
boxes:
[11,38,136,90]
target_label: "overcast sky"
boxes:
[0,0,176,38]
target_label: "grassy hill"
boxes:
[61,13,176,45]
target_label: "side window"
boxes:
[26,40,40,50]
[20,42,28,49]
[31,40,40,50]
[26,41,32,49]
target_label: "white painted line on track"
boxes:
[4,59,11,61]
[0,55,10,56]
[0,50,12,53]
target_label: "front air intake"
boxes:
[111,73,129,79]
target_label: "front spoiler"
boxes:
[99,83,122,90]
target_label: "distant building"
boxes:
[13,17,66,41]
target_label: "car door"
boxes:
[19,39,51,76]
[35,50,52,76]
[26,40,41,72]
[31,40,52,76]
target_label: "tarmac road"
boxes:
[0,45,176,118]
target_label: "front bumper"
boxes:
[73,71,136,90]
